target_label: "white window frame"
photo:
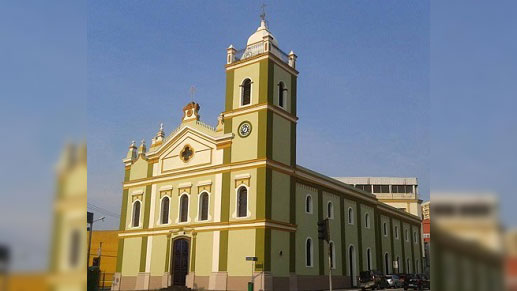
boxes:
[348,207,354,225]
[383,222,388,237]
[234,185,251,219]
[305,194,313,214]
[177,193,190,224]
[197,191,211,222]
[327,201,334,219]
[240,78,253,107]
[129,199,143,229]
[158,195,171,225]
[305,237,314,267]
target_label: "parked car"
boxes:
[418,274,430,289]
[403,273,430,290]
[359,270,389,290]
[398,273,409,286]
[385,274,402,288]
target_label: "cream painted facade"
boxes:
[112,19,423,291]
[335,177,423,218]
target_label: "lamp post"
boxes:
[87,212,105,267]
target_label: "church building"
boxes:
[112,17,423,291]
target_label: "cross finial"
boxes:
[189,86,196,103]
[260,3,266,21]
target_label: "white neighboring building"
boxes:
[334,177,422,217]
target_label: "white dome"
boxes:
[246,20,279,47]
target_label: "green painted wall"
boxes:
[271,170,290,223]
[360,204,377,272]
[295,183,319,275]
[271,114,291,166]
[322,191,342,275]
[270,229,290,277]
[343,198,359,276]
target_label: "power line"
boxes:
[87,203,120,219]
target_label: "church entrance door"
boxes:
[171,238,189,286]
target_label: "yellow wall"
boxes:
[150,235,168,276]
[227,229,256,276]
[194,232,214,276]
[129,157,148,181]
[89,230,119,277]
[121,237,142,276]
[231,112,259,163]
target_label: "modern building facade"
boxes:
[334,177,423,218]
[112,18,423,291]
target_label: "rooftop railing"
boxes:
[229,41,292,66]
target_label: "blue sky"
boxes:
[87,1,430,229]
[2,0,516,271]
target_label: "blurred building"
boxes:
[422,201,430,274]
[432,194,503,253]
[89,230,120,289]
[505,229,517,290]
[334,177,423,217]
[48,144,87,291]
[431,193,504,291]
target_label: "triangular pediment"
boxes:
[147,125,229,174]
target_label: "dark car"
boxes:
[385,274,402,288]
[359,270,389,290]
[403,274,430,290]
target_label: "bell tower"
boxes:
[223,17,298,167]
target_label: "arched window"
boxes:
[329,241,335,269]
[306,238,313,267]
[366,248,372,271]
[348,207,354,224]
[384,253,390,274]
[395,226,399,239]
[199,192,209,221]
[241,79,251,106]
[413,231,417,243]
[348,245,356,281]
[161,196,170,224]
[365,213,370,228]
[406,258,411,273]
[327,201,334,219]
[237,187,248,217]
[132,200,141,227]
[179,194,189,222]
[278,82,286,108]
[305,195,312,214]
[383,222,388,236]
[396,257,400,274]
[405,229,409,241]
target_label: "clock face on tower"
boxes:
[238,121,252,138]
